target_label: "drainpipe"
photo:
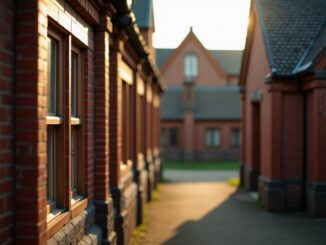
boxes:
[13,0,17,241]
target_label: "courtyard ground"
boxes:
[138,169,326,245]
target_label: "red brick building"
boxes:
[240,0,326,217]
[156,30,242,162]
[0,0,163,244]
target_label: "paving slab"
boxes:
[140,170,326,245]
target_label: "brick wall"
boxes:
[15,0,48,243]
[0,0,14,243]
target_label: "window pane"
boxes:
[170,128,178,146]
[206,129,211,146]
[206,129,220,147]
[184,54,198,80]
[71,52,78,116]
[160,128,166,146]
[71,128,77,194]
[47,128,55,201]
[47,37,57,115]
[214,129,220,147]
[232,128,241,147]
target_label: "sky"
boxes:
[152,0,251,50]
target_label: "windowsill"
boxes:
[71,117,81,125]
[47,211,70,239]
[46,116,62,125]
[71,197,88,219]
[47,208,64,223]
[205,146,221,149]
[71,194,83,206]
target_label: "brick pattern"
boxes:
[14,0,48,243]
[0,0,14,244]
[0,0,163,243]
[83,49,95,204]
[94,24,110,201]
[109,37,123,186]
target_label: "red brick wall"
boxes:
[15,0,48,243]
[161,34,228,87]
[94,27,111,201]
[161,120,241,161]
[194,121,241,152]
[282,93,303,180]
[307,88,326,182]
[242,10,271,175]
[0,0,14,243]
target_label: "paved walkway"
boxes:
[140,169,326,245]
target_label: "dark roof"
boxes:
[132,0,153,29]
[255,0,326,75]
[155,49,174,68]
[302,24,326,68]
[160,88,184,120]
[160,87,241,120]
[156,49,243,75]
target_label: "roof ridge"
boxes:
[292,21,326,74]
[254,0,277,74]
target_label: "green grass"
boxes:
[163,161,240,171]
[130,188,161,245]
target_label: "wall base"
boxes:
[244,165,260,191]
[146,160,155,202]
[47,204,104,244]
[239,163,244,187]
[133,167,148,225]
[307,181,326,218]
[111,171,137,245]
[259,176,304,212]
[94,199,116,244]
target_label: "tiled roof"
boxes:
[132,0,153,29]
[302,24,326,68]
[156,49,242,75]
[160,87,241,120]
[255,0,326,75]
[160,88,184,120]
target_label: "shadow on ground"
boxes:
[164,189,326,245]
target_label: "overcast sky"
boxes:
[152,0,251,50]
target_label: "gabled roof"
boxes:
[254,0,326,76]
[156,42,243,75]
[160,87,241,120]
[132,0,154,29]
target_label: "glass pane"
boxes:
[47,38,57,115]
[47,128,54,201]
[206,129,211,146]
[71,52,78,116]
[214,129,220,147]
[71,128,77,193]
[232,128,241,146]
[170,128,178,146]
[160,128,166,146]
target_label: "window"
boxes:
[160,128,167,146]
[122,81,132,163]
[169,128,178,146]
[231,128,241,147]
[46,28,85,227]
[184,53,198,80]
[206,128,220,147]
[46,35,61,216]
[70,48,82,203]
[47,127,55,203]
[47,38,57,115]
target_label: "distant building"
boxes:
[156,30,243,161]
[240,0,326,217]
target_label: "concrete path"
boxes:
[140,169,326,245]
